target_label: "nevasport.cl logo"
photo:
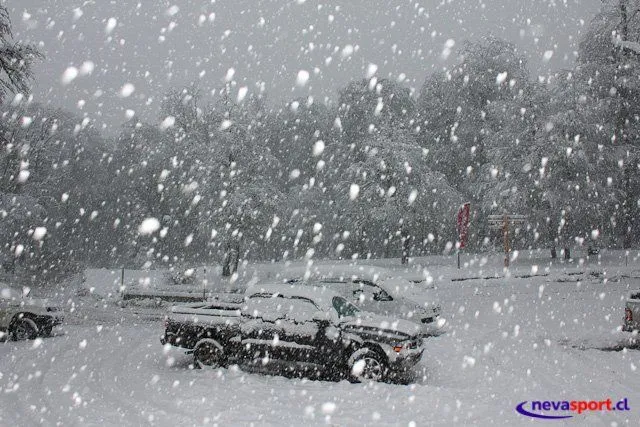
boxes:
[516,398,630,420]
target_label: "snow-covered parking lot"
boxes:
[1,252,639,426]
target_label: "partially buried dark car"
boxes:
[0,287,64,341]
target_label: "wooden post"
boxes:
[457,250,461,269]
[121,267,125,290]
[203,266,207,301]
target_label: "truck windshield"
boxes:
[332,296,359,318]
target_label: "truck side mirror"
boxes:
[373,291,393,301]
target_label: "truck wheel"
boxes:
[348,348,387,382]
[11,318,39,341]
[40,325,53,337]
[194,340,224,369]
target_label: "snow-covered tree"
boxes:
[0,102,111,279]
[572,0,640,247]
[329,78,462,261]
[417,35,535,248]
[418,36,531,206]
[531,75,617,255]
[341,125,461,262]
[266,98,331,189]
[0,6,42,102]
[338,78,414,147]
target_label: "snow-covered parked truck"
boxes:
[623,291,640,333]
[161,284,424,382]
[0,287,64,341]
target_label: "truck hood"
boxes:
[340,312,422,338]
[372,281,441,316]
[369,294,441,318]
[400,294,441,314]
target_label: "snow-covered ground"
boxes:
[1,250,639,426]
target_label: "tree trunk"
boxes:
[623,159,633,249]
[620,0,629,44]
[222,242,239,277]
[401,230,410,265]
[232,241,240,274]
[383,235,390,258]
[546,206,557,259]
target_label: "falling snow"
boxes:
[1,0,639,425]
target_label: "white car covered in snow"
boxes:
[0,287,64,341]
[266,265,443,336]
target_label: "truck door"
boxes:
[240,294,288,365]
[240,294,319,368]
[278,296,320,366]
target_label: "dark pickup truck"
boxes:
[161,284,424,382]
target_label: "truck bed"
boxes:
[163,300,244,349]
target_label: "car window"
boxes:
[332,296,359,318]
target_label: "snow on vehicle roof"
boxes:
[245,283,344,310]
[267,265,416,296]
[266,264,397,283]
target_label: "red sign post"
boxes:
[457,202,471,249]
[456,203,471,268]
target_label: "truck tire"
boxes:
[194,340,225,369]
[11,318,39,341]
[348,348,388,382]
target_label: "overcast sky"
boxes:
[6,0,601,135]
